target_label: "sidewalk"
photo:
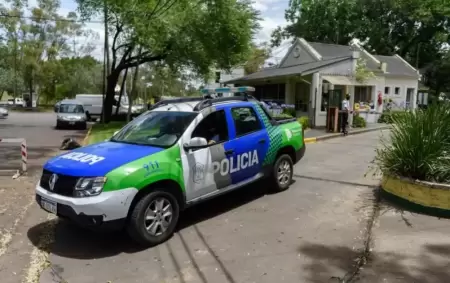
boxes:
[304,123,390,143]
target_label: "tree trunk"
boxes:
[115,68,129,116]
[128,55,142,122]
[104,70,120,123]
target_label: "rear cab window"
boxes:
[230,106,263,137]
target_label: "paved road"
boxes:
[35,130,387,283]
[0,112,87,173]
[1,129,448,283]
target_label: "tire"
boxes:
[127,190,180,246]
[56,121,61,129]
[270,154,294,192]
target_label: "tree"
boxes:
[271,0,450,69]
[424,51,450,98]
[76,0,260,122]
[0,0,100,104]
[244,43,271,75]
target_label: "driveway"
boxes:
[31,130,388,283]
[0,111,88,283]
[0,111,87,173]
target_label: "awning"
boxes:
[321,75,367,86]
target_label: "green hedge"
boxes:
[298,116,309,129]
[353,114,366,128]
[377,111,407,124]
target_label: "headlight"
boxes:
[74,177,107,197]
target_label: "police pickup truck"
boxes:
[36,87,306,246]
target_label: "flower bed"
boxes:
[373,104,450,214]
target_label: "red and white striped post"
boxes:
[0,138,27,173]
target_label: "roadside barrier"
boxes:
[0,138,27,173]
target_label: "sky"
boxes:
[28,0,292,64]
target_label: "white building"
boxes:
[225,38,420,128]
[205,68,245,89]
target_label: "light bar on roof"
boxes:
[201,86,255,94]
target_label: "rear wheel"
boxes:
[127,190,180,246]
[270,154,293,192]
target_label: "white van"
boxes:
[75,94,130,120]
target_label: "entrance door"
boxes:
[406,88,415,109]
[182,110,231,201]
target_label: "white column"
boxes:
[311,73,320,127]
[285,78,295,104]
[349,85,355,126]
[412,89,418,109]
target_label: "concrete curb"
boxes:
[381,174,450,217]
[304,125,391,144]
[82,126,92,146]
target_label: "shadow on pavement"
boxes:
[297,242,450,283]
[27,179,281,260]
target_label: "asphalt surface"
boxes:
[0,112,87,174]
[36,131,387,283]
[1,121,448,283]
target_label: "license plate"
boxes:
[41,198,57,214]
[69,121,75,125]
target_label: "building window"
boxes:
[384,87,390,95]
[394,87,400,95]
[354,86,372,104]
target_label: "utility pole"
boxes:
[102,0,109,123]
[13,38,17,98]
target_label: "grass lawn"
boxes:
[86,121,127,145]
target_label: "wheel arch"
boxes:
[126,179,186,220]
[275,145,296,163]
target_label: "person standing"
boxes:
[341,94,351,135]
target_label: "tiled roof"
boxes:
[374,55,418,77]
[224,57,351,83]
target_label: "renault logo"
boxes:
[49,174,58,191]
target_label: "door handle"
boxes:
[224,149,234,155]
[258,138,266,144]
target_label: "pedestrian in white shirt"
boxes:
[341,94,351,134]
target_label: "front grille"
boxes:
[40,169,79,197]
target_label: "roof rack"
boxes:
[149,96,204,110]
[193,94,255,111]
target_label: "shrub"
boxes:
[298,116,309,129]
[374,104,450,183]
[352,114,366,128]
[377,111,407,124]
[282,107,296,117]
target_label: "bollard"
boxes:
[0,138,28,174]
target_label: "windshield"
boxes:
[59,104,84,113]
[111,111,198,147]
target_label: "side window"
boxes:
[191,110,229,144]
[231,107,262,137]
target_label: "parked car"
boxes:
[55,99,87,129]
[35,88,306,246]
[0,106,8,118]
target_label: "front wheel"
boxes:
[270,154,294,192]
[127,190,180,246]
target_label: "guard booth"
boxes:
[325,88,343,132]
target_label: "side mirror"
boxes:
[184,137,208,150]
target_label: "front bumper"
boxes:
[35,184,138,230]
[0,112,8,118]
[57,120,86,127]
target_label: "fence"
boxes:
[0,138,27,173]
